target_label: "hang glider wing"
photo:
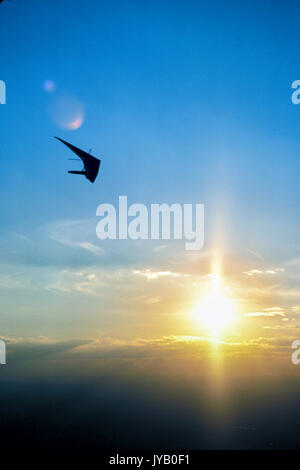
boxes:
[55,136,101,183]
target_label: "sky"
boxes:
[0,0,300,450]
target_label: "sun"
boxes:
[195,275,236,338]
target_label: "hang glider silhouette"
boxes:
[55,137,101,183]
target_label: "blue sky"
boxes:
[1,0,300,256]
[0,0,300,342]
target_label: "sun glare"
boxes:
[195,274,236,338]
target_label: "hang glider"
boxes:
[55,136,101,183]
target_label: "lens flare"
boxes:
[43,80,56,93]
[49,93,85,130]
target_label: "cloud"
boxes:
[1,333,295,383]
[243,268,285,276]
[245,307,286,318]
[70,334,279,360]
[245,312,286,317]
[291,305,300,313]
[0,274,24,289]
[0,336,90,363]
[12,232,32,242]
[245,248,264,261]
[1,334,278,362]
[46,269,105,295]
[133,269,191,280]
[264,307,283,311]
[0,220,105,269]
[49,219,104,257]
[263,325,298,330]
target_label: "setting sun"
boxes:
[195,274,237,337]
